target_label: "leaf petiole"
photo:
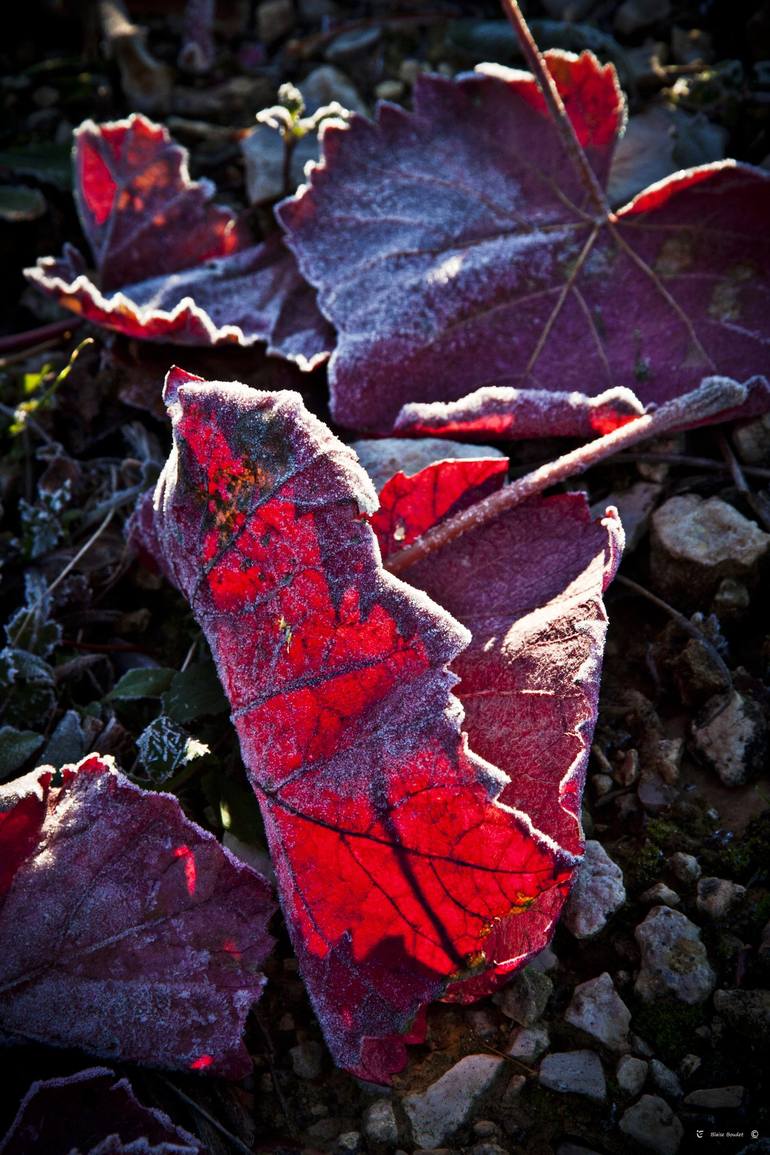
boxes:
[386,377,747,574]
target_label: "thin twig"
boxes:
[611,451,770,481]
[160,1079,254,1155]
[0,318,82,357]
[613,574,732,689]
[499,0,612,220]
[386,378,747,575]
[8,509,116,650]
[719,433,770,532]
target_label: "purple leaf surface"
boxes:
[0,755,274,1077]
[278,51,770,434]
[0,1067,203,1155]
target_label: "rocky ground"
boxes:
[1,2,770,1154]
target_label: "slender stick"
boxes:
[719,433,770,533]
[0,318,81,356]
[498,0,612,220]
[386,378,747,575]
[613,574,732,689]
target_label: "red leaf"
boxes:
[367,451,508,559]
[375,469,621,995]
[0,1067,203,1155]
[0,755,274,1077]
[140,369,618,1080]
[278,52,770,434]
[74,113,241,291]
[25,115,332,369]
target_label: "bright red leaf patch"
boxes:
[25,114,333,368]
[0,755,274,1077]
[278,51,770,434]
[0,1067,203,1155]
[365,451,622,995]
[139,369,619,1080]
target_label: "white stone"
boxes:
[692,691,765,786]
[617,1055,648,1096]
[635,906,715,1004]
[668,852,701,883]
[507,1024,550,1063]
[696,876,746,919]
[563,840,626,939]
[683,1085,744,1109]
[300,65,368,115]
[649,1058,683,1101]
[620,1095,683,1155]
[539,1051,606,1102]
[403,1054,504,1148]
[241,125,319,204]
[565,972,631,1052]
[653,494,770,576]
[497,967,553,1026]
[640,882,681,907]
[362,1099,398,1146]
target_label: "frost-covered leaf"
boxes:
[108,667,176,701]
[137,368,615,1081]
[4,571,61,658]
[135,715,210,783]
[72,113,241,291]
[0,728,44,780]
[0,649,55,729]
[367,457,622,997]
[162,661,229,724]
[0,1067,203,1154]
[278,51,770,434]
[25,114,333,370]
[0,754,274,1076]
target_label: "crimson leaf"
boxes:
[0,1067,203,1155]
[139,368,618,1080]
[0,755,274,1077]
[278,51,770,434]
[25,114,332,369]
[362,449,621,996]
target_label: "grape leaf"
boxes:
[278,51,770,434]
[0,754,274,1077]
[25,114,333,370]
[0,1067,203,1155]
[363,453,621,996]
[138,368,618,1081]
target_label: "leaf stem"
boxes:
[498,0,613,220]
[386,377,747,575]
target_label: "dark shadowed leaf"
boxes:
[108,666,176,701]
[278,51,770,434]
[162,661,229,724]
[25,114,333,370]
[0,754,274,1076]
[135,368,618,1080]
[0,728,44,780]
[0,1067,203,1154]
